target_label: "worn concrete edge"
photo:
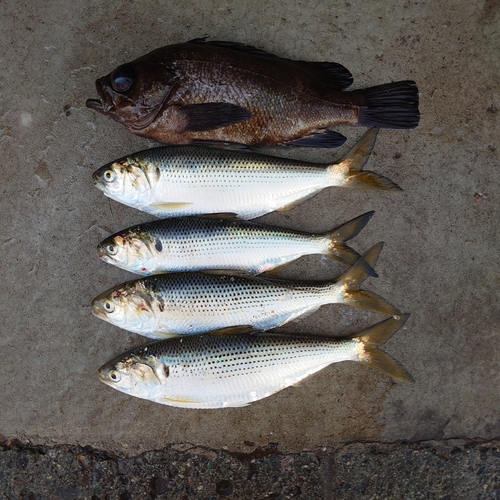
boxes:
[2,435,499,460]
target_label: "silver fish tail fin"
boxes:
[337,129,402,191]
[337,243,400,316]
[323,211,376,275]
[355,314,412,382]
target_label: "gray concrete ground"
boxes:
[1,0,499,494]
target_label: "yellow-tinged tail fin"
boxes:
[338,129,402,191]
[337,243,400,316]
[356,314,412,382]
[323,211,376,275]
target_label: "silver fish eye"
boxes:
[103,169,115,182]
[109,370,121,382]
[104,300,115,313]
[107,243,117,255]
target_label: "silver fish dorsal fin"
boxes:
[195,213,243,221]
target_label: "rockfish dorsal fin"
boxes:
[187,39,353,90]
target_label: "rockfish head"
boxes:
[91,281,157,336]
[92,156,153,207]
[98,230,159,275]
[86,50,178,131]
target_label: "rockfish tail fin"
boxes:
[336,129,402,192]
[337,242,400,316]
[355,314,412,382]
[356,80,420,129]
[323,211,376,275]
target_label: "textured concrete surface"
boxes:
[1,0,499,461]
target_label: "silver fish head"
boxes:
[91,282,157,335]
[97,232,158,275]
[98,353,164,398]
[92,157,153,206]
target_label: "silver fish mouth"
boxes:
[92,173,106,192]
[97,363,113,383]
[91,283,124,318]
[97,244,108,259]
[91,299,108,320]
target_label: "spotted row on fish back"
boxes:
[87,39,417,408]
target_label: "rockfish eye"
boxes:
[103,170,115,182]
[109,370,121,382]
[104,300,115,313]
[107,243,117,255]
[110,65,135,93]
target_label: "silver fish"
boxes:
[91,243,399,339]
[97,212,375,276]
[98,315,411,408]
[92,129,400,220]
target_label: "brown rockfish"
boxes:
[86,38,419,148]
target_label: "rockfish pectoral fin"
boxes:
[179,103,254,132]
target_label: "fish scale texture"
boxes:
[158,226,318,269]
[141,334,355,377]
[148,146,330,184]
[104,333,358,407]
[150,274,322,309]
[140,273,334,333]
[95,144,348,218]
